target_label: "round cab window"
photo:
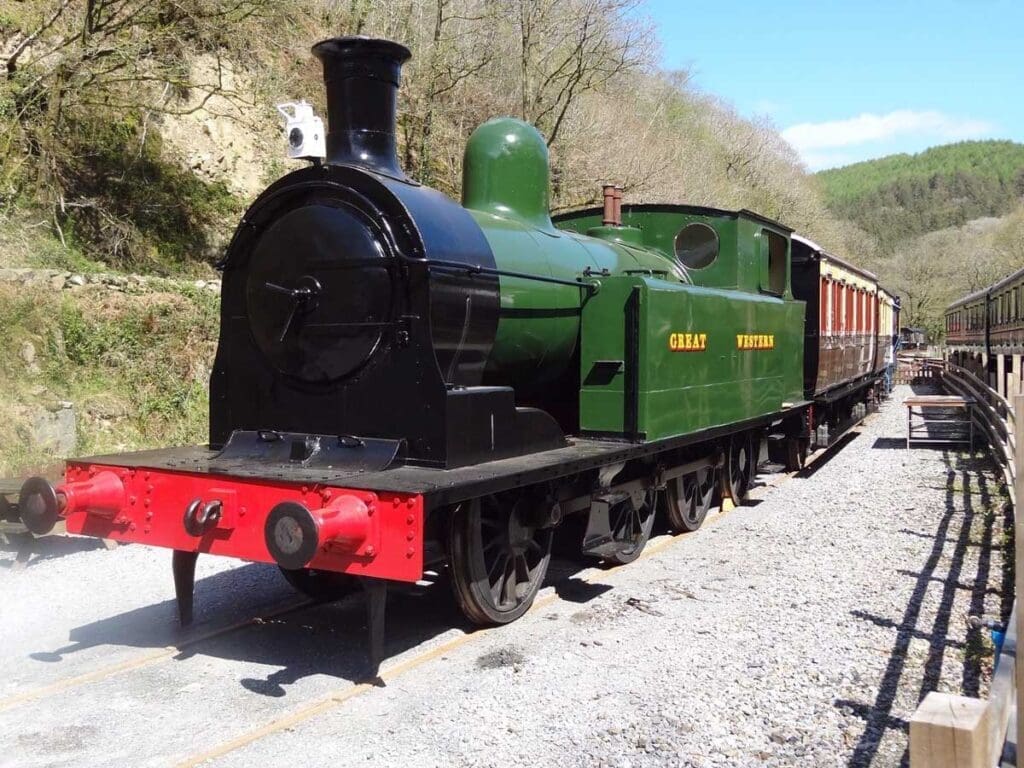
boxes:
[674,223,719,269]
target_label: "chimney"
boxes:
[311,36,411,178]
[613,186,623,226]
[602,184,616,226]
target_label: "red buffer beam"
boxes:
[18,463,425,583]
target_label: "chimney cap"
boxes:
[312,36,412,69]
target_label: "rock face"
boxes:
[29,403,77,456]
[158,54,281,199]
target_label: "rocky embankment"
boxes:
[0,267,221,294]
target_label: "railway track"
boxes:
[0,410,877,767]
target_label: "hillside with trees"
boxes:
[0,0,1019,472]
[815,142,1024,337]
[0,0,858,273]
[816,140,1024,249]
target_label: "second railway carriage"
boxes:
[946,265,1024,357]
[791,236,898,445]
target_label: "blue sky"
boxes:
[643,0,1024,170]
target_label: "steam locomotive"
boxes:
[17,36,898,669]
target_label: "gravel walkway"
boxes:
[0,385,1010,767]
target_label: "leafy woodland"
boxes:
[0,0,857,271]
[818,141,1024,246]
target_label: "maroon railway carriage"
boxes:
[791,236,898,445]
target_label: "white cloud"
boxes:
[781,109,994,165]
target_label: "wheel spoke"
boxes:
[501,561,516,607]
[482,537,503,553]
[513,555,530,598]
[487,552,508,582]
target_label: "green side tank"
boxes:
[461,118,683,394]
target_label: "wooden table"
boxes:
[904,395,975,450]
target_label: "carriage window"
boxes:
[673,223,719,270]
[761,229,787,295]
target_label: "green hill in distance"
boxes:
[816,140,1024,249]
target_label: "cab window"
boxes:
[760,230,787,296]
[673,223,719,270]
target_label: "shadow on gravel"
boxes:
[835,450,1011,767]
[795,432,859,479]
[0,532,111,568]
[27,561,292,662]
[23,531,622,698]
[871,437,907,450]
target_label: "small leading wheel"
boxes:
[664,466,715,532]
[723,432,756,504]
[278,567,356,602]
[448,494,553,626]
[603,491,655,565]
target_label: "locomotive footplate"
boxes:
[61,401,810,510]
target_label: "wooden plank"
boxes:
[987,602,1017,764]
[909,692,990,768]
[904,395,975,407]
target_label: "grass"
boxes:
[0,282,218,476]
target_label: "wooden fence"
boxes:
[908,360,1021,768]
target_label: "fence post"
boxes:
[1016,393,1024,764]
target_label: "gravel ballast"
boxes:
[0,385,1010,767]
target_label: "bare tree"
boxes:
[507,0,652,147]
